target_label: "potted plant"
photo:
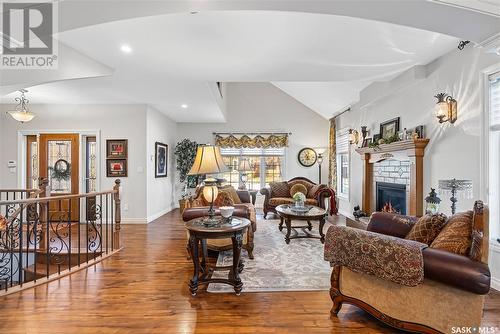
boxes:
[174,139,198,212]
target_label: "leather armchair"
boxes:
[182,187,256,259]
[328,201,491,333]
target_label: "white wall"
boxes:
[336,46,500,290]
[146,106,177,222]
[0,104,148,221]
[176,82,330,201]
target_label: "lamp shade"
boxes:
[8,110,35,123]
[238,158,252,172]
[187,145,228,175]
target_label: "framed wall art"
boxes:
[106,139,128,159]
[155,142,168,178]
[107,159,127,177]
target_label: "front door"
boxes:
[39,134,80,222]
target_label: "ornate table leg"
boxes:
[279,217,284,231]
[188,234,200,296]
[285,218,292,244]
[232,232,244,295]
[319,216,326,244]
[200,239,208,274]
[307,220,312,231]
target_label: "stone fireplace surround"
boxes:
[373,159,410,214]
[355,139,429,216]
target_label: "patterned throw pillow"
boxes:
[220,186,242,204]
[290,184,308,197]
[0,215,6,231]
[405,213,447,245]
[213,191,235,207]
[430,211,473,256]
[469,230,483,262]
[270,181,290,197]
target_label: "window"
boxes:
[488,71,500,239]
[220,147,285,190]
[336,128,350,197]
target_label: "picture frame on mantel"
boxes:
[380,117,400,139]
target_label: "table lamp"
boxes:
[238,158,252,190]
[438,179,473,215]
[188,145,228,226]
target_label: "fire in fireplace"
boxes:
[376,182,406,215]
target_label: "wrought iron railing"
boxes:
[0,179,121,295]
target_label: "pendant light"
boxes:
[7,89,35,123]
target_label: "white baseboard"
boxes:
[147,206,172,223]
[121,218,148,224]
[491,277,500,292]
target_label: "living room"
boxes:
[0,1,499,333]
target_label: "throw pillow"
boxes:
[0,215,6,231]
[219,186,242,204]
[213,191,235,207]
[469,230,483,262]
[270,181,290,197]
[308,184,326,198]
[290,183,308,197]
[430,211,473,256]
[405,213,447,245]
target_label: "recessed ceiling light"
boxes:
[120,44,132,53]
[181,104,188,109]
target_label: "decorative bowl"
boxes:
[220,206,235,218]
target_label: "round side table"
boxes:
[185,217,251,296]
[275,204,327,244]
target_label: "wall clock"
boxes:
[297,148,317,167]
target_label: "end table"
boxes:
[185,217,251,296]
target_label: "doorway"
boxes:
[39,133,80,222]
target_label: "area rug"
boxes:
[207,218,332,293]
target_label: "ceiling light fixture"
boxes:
[181,104,188,109]
[7,89,35,123]
[120,44,132,53]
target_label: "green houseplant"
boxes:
[174,139,198,211]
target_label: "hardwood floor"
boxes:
[1,209,499,333]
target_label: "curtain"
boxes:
[328,118,337,190]
[214,133,289,148]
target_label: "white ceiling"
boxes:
[1,10,463,121]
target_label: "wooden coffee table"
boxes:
[185,217,250,296]
[275,204,327,244]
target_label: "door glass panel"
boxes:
[27,137,39,189]
[86,138,97,192]
[47,140,72,193]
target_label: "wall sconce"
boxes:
[434,93,457,124]
[348,129,359,145]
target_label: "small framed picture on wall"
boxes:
[107,159,127,177]
[106,139,128,159]
[155,142,168,178]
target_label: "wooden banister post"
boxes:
[113,179,121,248]
[38,177,49,197]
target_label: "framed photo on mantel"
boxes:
[380,117,400,139]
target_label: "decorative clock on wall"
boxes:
[297,147,317,167]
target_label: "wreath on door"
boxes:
[49,159,71,181]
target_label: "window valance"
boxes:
[214,133,289,148]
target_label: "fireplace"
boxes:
[376,182,406,215]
